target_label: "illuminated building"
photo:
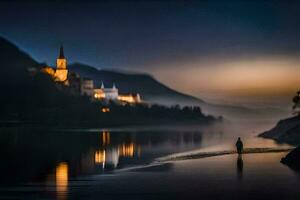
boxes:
[41,66,55,76]
[42,45,68,83]
[101,107,110,113]
[54,46,68,82]
[41,47,142,103]
[81,78,94,97]
[94,88,106,99]
[118,93,141,103]
[93,81,142,103]
[93,82,119,100]
[103,82,119,99]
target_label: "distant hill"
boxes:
[69,63,204,104]
[69,63,288,120]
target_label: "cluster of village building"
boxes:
[41,46,141,104]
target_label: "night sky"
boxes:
[1,0,300,104]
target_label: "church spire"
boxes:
[58,45,65,59]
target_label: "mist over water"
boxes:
[0,117,294,199]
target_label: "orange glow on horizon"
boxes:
[152,57,300,97]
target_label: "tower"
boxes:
[56,45,67,69]
[54,45,68,82]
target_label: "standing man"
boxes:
[236,137,244,154]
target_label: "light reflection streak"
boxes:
[95,150,106,169]
[118,143,135,157]
[102,131,110,145]
[56,162,68,200]
[95,131,140,169]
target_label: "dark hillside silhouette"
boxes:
[0,37,217,127]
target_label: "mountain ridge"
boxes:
[69,62,204,104]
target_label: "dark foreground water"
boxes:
[0,120,298,200]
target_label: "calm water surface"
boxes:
[0,120,298,199]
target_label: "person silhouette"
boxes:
[236,137,243,154]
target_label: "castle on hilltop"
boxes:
[94,82,141,103]
[42,46,141,104]
[94,82,118,100]
[42,46,68,83]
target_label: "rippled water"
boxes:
[0,120,296,199]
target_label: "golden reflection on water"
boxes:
[102,131,110,145]
[56,162,68,200]
[94,142,137,168]
[94,131,140,168]
[95,150,106,168]
[119,143,135,157]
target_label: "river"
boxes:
[0,119,298,200]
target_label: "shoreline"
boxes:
[155,147,294,162]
